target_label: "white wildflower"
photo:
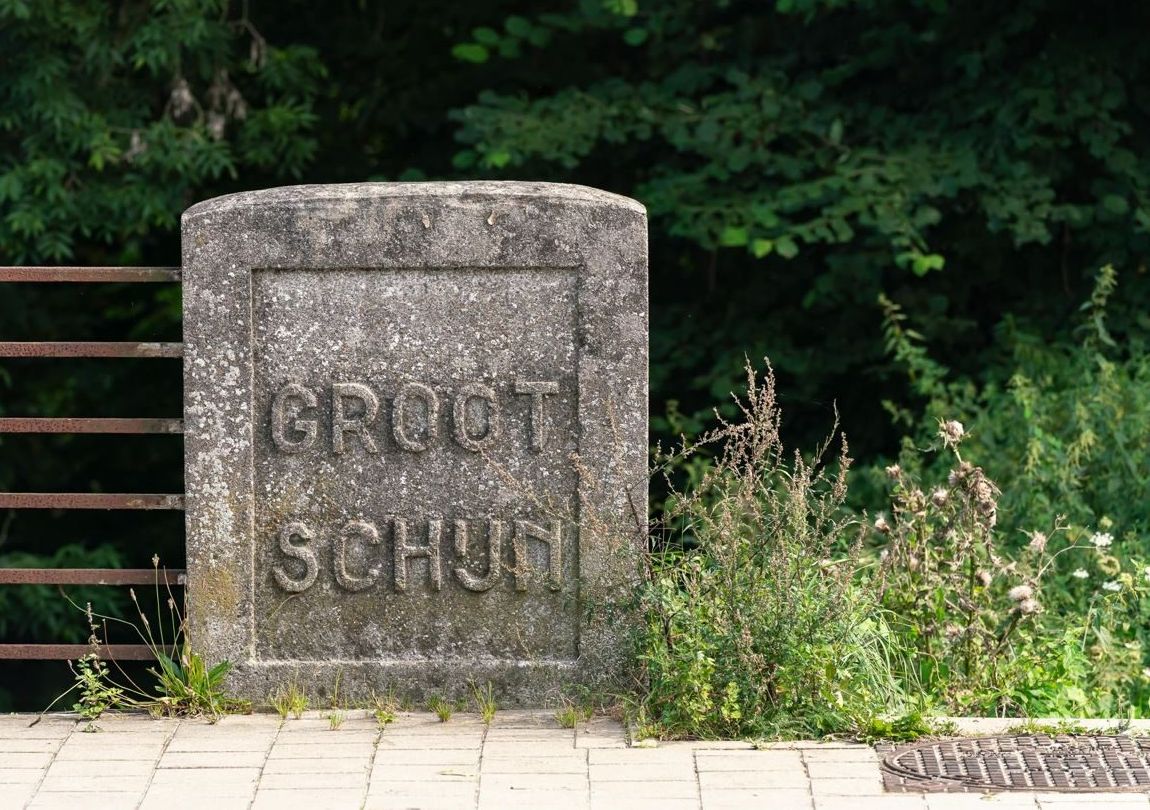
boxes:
[1102,580,1122,593]
[1008,584,1033,602]
[977,570,992,587]
[874,515,890,534]
[884,464,902,480]
[1027,531,1048,553]
[1018,598,1040,615]
[1072,568,1089,580]
[1091,531,1114,548]
[931,488,948,507]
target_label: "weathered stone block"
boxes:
[182,182,647,704]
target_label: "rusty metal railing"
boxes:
[0,266,185,661]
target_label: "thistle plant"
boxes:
[875,420,1101,715]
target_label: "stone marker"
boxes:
[182,182,647,704]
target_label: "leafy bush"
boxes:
[637,362,909,739]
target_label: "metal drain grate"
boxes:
[878,735,1150,792]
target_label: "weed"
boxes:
[41,560,247,722]
[370,690,399,728]
[327,710,345,730]
[470,682,497,725]
[639,360,910,739]
[1007,719,1090,736]
[428,695,453,722]
[270,681,309,719]
[555,700,592,729]
[70,648,121,721]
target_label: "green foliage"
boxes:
[150,645,240,719]
[70,652,122,720]
[447,1,1150,451]
[453,3,1148,265]
[469,681,497,725]
[270,680,309,720]
[638,362,911,739]
[370,690,399,728]
[555,700,593,729]
[872,273,1150,715]
[0,0,324,262]
[428,695,454,723]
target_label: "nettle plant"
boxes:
[876,420,1150,716]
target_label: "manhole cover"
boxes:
[879,735,1150,792]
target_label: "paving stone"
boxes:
[813,797,926,810]
[143,785,258,801]
[374,748,481,766]
[54,743,165,760]
[587,748,696,765]
[258,771,370,789]
[157,750,269,768]
[804,760,884,779]
[591,780,699,799]
[701,789,813,810]
[924,795,1039,809]
[0,767,45,784]
[372,763,479,781]
[592,800,700,810]
[0,738,64,753]
[148,766,262,786]
[377,734,485,750]
[808,776,885,796]
[482,754,588,774]
[590,763,697,782]
[27,791,142,810]
[365,783,479,801]
[250,787,367,810]
[1035,794,1150,805]
[140,797,254,810]
[698,769,811,790]
[478,789,589,810]
[0,752,52,768]
[364,796,477,810]
[263,755,371,773]
[801,746,879,761]
[0,786,36,806]
[480,772,589,791]
[269,742,376,759]
[37,774,152,792]
[482,740,581,757]
[44,758,157,776]
[164,734,277,752]
[694,750,804,771]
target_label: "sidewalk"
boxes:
[1,711,1145,810]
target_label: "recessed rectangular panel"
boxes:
[250,268,580,661]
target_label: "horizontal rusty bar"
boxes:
[0,418,183,434]
[0,267,181,283]
[0,342,183,358]
[0,568,185,585]
[0,644,161,660]
[0,493,185,510]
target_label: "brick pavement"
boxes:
[1,712,1146,809]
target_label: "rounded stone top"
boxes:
[183,181,646,222]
